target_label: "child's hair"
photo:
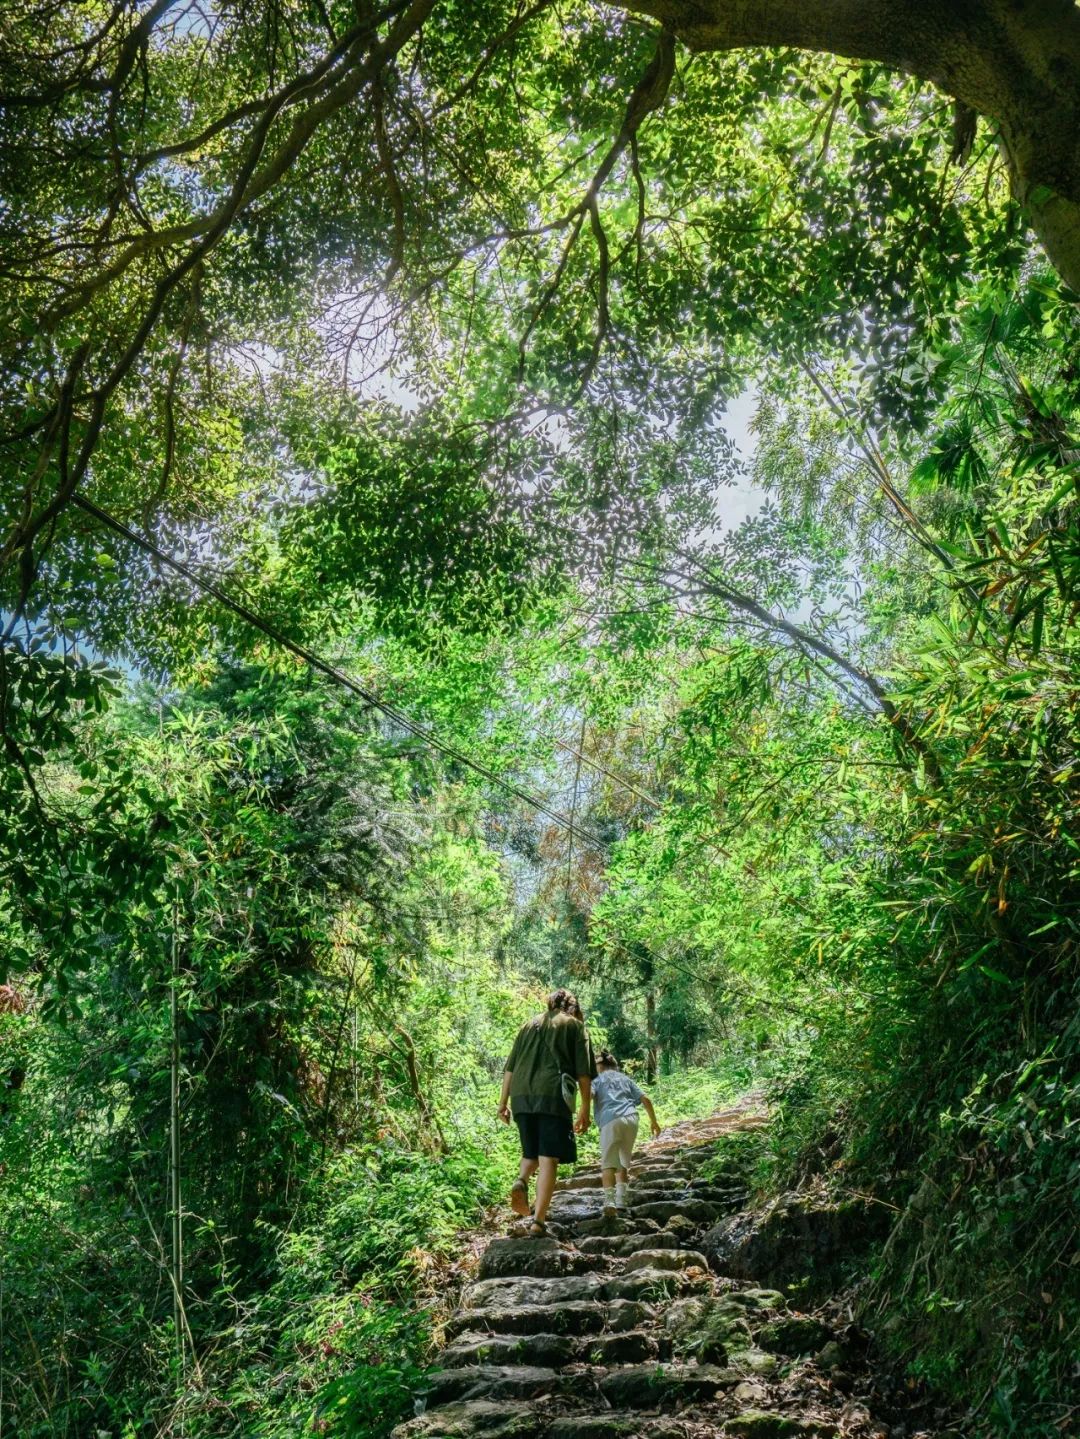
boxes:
[597,1049,618,1068]
[547,988,573,1013]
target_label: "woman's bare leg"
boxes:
[533,1155,558,1224]
[511,1157,537,1215]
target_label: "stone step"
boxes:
[547,1414,689,1438]
[391,1399,541,1438]
[548,1190,693,1221]
[627,1197,719,1224]
[725,1411,836,1438]
[441,1332,577,1369]
[575,1231,683,1257]
[462,1273,606,1311]
[426,1354,747,1414]
[688,1183,747,1205]
[443,1325,665,1371]
[576,1327,664,1366]
[559,1170,692,1188]
[570,1163,692,1183]
[424,1363,566,1406]
[546,1197,606,1221]
[558,1176,692,1195]
[597,1360,741,1408]
[463,1265,709,1314]
[392,1398,702,1439]
[478,1238,601,1281]
[547,1214,662,1242]
[620,1246,708,1273]
[722,1286,789,1312]
[620,1186,693,1202]
[446,1298,651,1340]
[634,1168,693,1182]
[626,1191,696,1208]
[560,1177,691,1195]
[609,1264,712,1302]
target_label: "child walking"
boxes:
[591,1049,661,1216]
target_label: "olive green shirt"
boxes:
[505,1011,592,1117]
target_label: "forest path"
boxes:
[391,1100,913,1439]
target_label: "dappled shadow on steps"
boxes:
[391,1100,950,1439]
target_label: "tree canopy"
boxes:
[1,5,1078,1438]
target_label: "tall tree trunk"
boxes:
[169,902,184,1374]
[629,0,1080,292]
[645,989,658,1083]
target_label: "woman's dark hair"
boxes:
[547,988,573,1013]
[597,1050,618,1068]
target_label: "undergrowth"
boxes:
[759,992,1080,1437]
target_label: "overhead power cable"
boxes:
[554,737,662,809]
[71,494,609,849]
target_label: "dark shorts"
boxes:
[515,1110,577,1165]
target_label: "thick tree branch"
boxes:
[665,555,941,779]
[626,0,1080,291]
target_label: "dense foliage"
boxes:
[2,4,1079,1437]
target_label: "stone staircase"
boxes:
[392,1107,900,1439]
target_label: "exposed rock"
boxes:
[702,1196,890,1286]
[577,1329,658,1365]
[734,1380,769,1406]
[606,1299,654,1332]
[598,1360,741,1408]
[630,1198,719,1225]
[441,1332,577,1369]
[599,1267,688,1302]
[689,1184,748,1208]
[757,1317,832,1356]
[548,1199,606,1225]
[730,1347,780,1376]
[814,1340,846,1370]
[723,1412,805,1438]
[573,1214,662,1239]
[478,1238,599,1281]
[393,1400,543,1437]
[622,1247,708,1273]
[667,1294,761,1363]
[463,1273,605,1311]
[446,1300,613,1338]
[547,1416,688,1439]
[423,1363,564,1405]
[663,1296,706,1334]
[576,1232,681,1257]
[724,1288,787,1313]
[559,1173,604,1190]
[726,1412,838,1438]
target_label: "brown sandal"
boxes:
[526,1219,548,1238]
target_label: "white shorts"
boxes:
[599,1114,639,1170]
